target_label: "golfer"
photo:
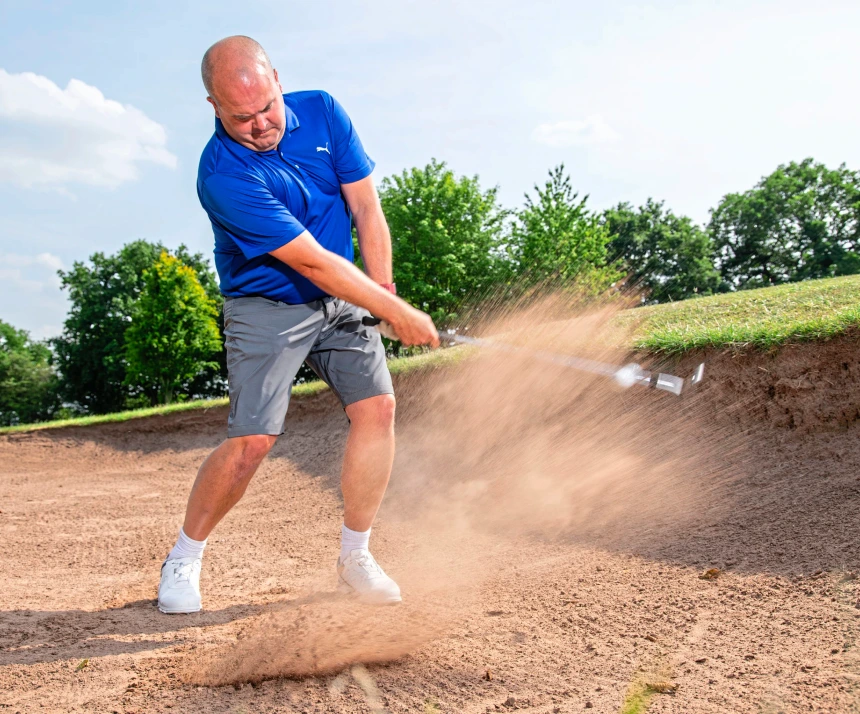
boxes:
[158,35,439,614]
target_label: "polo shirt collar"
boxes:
[214,97,300,156]
[284,102,300,134]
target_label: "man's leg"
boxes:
[158,434,276,614]
[303,299,400,603]
[183,434,277,540]
[158,297,326,614]
[336,394,401,603]
[341,394,396,532]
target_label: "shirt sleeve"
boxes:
[324,92,376,185]
[199,172,307,259]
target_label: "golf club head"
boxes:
[689,363,705,387]
[652,373,685,396]
[651,363,706,397]
[616,364,684,396]
[652,363,705,396]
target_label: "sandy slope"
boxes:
[1,334,859,713]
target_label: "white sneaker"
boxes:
[158,557,202,614]
[337,549,402,604]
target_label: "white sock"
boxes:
[340,524,370,561]
[166,527,207,562]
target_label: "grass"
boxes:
[618,675,679,714]
[0,397,230,436]
[619,684,653,714]
[627,274,860,354]
[4,274,859,435]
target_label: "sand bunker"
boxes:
[188,298,740,688]
[1,297,858,712]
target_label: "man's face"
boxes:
[208,68,286,152]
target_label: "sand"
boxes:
[1,317,859,713]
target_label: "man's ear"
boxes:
[206,96,221,118]
[273,68,283,92]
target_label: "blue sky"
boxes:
[2,0,859,338]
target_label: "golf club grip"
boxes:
[361,315,401,341]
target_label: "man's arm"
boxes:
[199,171,434,342]
[341,176,392,285]
[269,233,439,348]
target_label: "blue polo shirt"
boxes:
[197,90,375,304]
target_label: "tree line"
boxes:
[1,157,857,425]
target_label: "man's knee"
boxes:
[348,394,396,431]
[375,394,396,428]
[233,433,277,466]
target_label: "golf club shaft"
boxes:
[442,332,616,377]
[440,332,683,394]
[362,316,694,396]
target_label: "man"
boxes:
[157,35,439,614]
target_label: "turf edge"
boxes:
[5,274,859,435]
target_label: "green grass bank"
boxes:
[629,273,860,353]
[3,274,858,435]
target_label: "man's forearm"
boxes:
[353,207,393,284]
[270,231,439,348]
[270,233,399,322]
[302,251,398,318]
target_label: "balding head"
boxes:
[201,35,274,100]
[201,36,286,153]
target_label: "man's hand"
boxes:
[385,303,440,348]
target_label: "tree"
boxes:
[53,240,223,413]
[125,251,222,405]
[378,159,510,325]
[510,165,619,292]
[710,158,860,289]
[603,199,721,302]
[0,320,59,426]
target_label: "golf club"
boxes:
[362,316,705,397]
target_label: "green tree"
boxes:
[53,240,223,413]
[511,165,619,292]
[378,159,510,325]
[710,158,860,289]
[0,320,59,426]
[125,252,222,405]
[603,199,721,302]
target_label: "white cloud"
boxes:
[0,252,69,338]
[0,70,177,190]
[0,252,66,292]
[519,1,860,221]
[2,252,65,271]
[294,0,860,222]
[532,116,619,148]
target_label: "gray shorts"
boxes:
[222,296,394,438]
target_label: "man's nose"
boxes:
[252,114,268,133]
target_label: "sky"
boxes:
[1,0,859,339]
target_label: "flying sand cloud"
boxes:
[0,69,177,190]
